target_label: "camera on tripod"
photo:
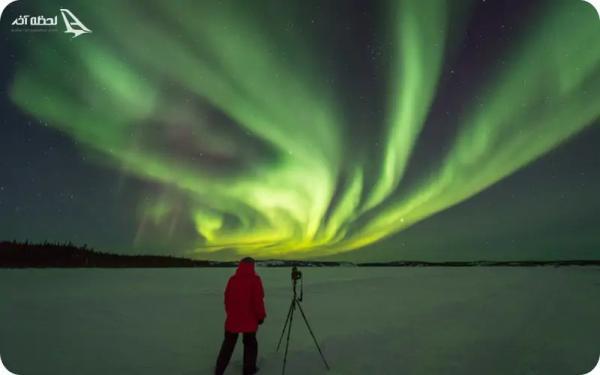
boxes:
[277,266,330,374]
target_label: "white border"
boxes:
[0,0,18,20]
[0,354,18,375]
[583,355,600,375]
[583,0,600,19]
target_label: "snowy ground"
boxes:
[0,267,598,374]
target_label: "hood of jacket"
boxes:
[235,260,255,276]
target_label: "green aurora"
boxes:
[8,0,600,258]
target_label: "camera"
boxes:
[291,266,302,281]
[290,266,304,301]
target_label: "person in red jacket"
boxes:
[215,257,266,375]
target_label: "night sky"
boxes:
[1,0,599,261]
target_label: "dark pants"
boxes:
[215,331,258,375]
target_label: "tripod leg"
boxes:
[276,298,295,351]
[296,301,330,370]
[281,300,295,375]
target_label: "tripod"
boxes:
[276,269,330,374]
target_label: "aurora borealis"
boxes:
[1,0,599,260]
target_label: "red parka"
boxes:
[224,261,267,333]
